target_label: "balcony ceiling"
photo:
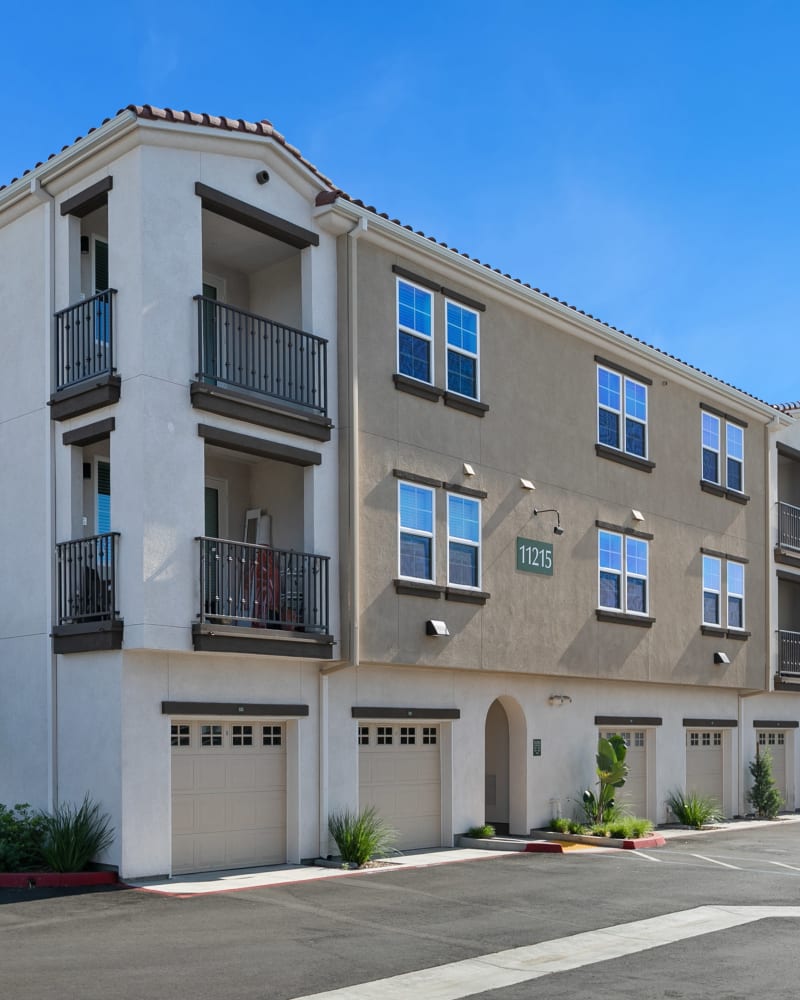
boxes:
[202,212,298,275]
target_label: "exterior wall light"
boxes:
[548,694,572,706]
[520,478,536,490]
[426,619,450,637]
[714,651,730,664]
[534,507,564,536]
[463,463,476,477]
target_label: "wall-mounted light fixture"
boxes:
[548,694,572,706]
[520,478,536,491]
[426,619,450,637]
[631,509,645,522]
[534,507,564,536]
[714,651,730,665]
[80,235,90,255]
[463,463,475,477]
[256,169,270,185]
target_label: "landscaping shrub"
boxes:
[666,789,722,829]
[549,817,585,834]
[465,824,495,839]
[747,748,783,819]
[0,803,48,872]
[582,734,629,825]
[39,794,114,873]
[328,806,397,867]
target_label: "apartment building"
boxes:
[0,105,795,878]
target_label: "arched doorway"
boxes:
[485,699,510,833]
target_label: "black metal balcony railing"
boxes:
[778,501,800,551]
[779,630,800,675]
[198,537,329,633]
[53,289,117,391]
[55,533,119,625]
[194,296,327,416]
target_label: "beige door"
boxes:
[601,730,648,818]
[171,721,286,874]
[756,730,788,809]
[686,730,724,808]
[358,723,441,850]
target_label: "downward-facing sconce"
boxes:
[534,507,564,536]
[548,694,572,706]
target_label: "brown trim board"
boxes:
[352,707,461,720]
[198,424,321,466]
[62,417,115,447]
[60,176,113,217]
[195,182,318,249]
[595,716,662,727]
[162,701,309,717]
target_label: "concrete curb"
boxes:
[458,832,666,852]
[0,871,118,889]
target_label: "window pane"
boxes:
[599,532,622,571]
[449,541,478,587]
[449,495,479,542]
[625,418,645,457]
[626,538,648,577]
[727,424,743,461]
[600,571,621,609]
[598,407,619,448]
[597,369,620,410]
[446,302,478,354]
[625,381,647,421]
[702,447,719,483]
[399,484,433,532]
[728,595,743,629]
[704,591,720,625]
[398,281,431,335]
[702,413,720,450]
[728,561,744,596]
[399,331,430,382]
[727,456,742,492]
[703,556,721,591]
[401,534,432,579]
[447,350,477,398]
[627,577,646,613]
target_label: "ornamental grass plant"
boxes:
[666,789,723,829]
[328,806,398,867]
[39,794,114,873]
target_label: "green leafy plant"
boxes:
[602,816,654,839]
[328,807,397,867]
[465,824,495,839]
[666,789,723,829]
[747,747,783,819]
[39,795,114,872]
[582,734,629,825]
[549,817,585,834]
[0,803,48,872]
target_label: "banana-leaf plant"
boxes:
[582,734,629,824]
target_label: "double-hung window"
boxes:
[397,280,433,384]
[702,555,746,630]
[597,366,648,458]
[398,482,434,581]
[598,530,649,614]
[447,494,480,588]
[701,412,744,493]
[446,301,479,399]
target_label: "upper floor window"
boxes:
[703,555,746,629]
[598,530,649,614]
[702,413,744,492]
[448,494,481,588]
[446,301,479,399]
[597,366,647,459]
[398,482,434,581]
[397,280,433,384]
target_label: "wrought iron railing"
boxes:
[779,629,800,675]
[778,501,800,551]
[53,289,117,390]
[197,537,329,633]
[55,533,120,625]
[194,296,327,415]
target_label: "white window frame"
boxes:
[701,413,745,493]
[598,530,649,616]
[445,298,480,400]
[702,555,722,626]
[727,560,746,631]
[397,481,436,582]
[447,493,481,589]
[597,365,648,459]
[726,422,744,493]
[397,277,434,385]
[702,554,745,630]
[701,412,721,485]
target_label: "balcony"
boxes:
[190,297,332,441]
[778,629,800,677]
[53,533,123,653]
[192,537,333,658]
[49,290,121,420]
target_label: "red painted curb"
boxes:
[0,871,118,889]
[621,836,666,850]
[524,841,565,853]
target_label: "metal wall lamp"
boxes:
[534,507,564,536]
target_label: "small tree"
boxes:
[747,746,783,819]
[582,734,629,825]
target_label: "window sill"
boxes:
[699,480,750,505]
[595,609,655,628]
[727,629,750,641]
[443,392,489,417]
[445,587,490,605]
[393,374,443,402]
[595,443,655,473]
[393,579,445,599]
[701,625,727,637]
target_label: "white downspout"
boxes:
[318,215,367,857]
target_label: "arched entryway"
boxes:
[484,696,528,835]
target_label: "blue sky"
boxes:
[4,1,798,404]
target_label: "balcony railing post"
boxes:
[53,289,117,392]
[55,532,119,626]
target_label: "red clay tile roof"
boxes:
[0,104,784,412]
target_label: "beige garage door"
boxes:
[756,730,788,809]
[171,721,286,874]
[686,730,724,808]
[358,724,441,850]
[601,730,648,818]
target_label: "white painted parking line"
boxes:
[624,850,663,863]
[690,853,741,870]
[768,861,800,872]
[294,906,800,1000]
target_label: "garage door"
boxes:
[601,730,648,818]
[358,724,441,850]
[171,721,286,874]
[756,730,788,809]
[686,730,724,808]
